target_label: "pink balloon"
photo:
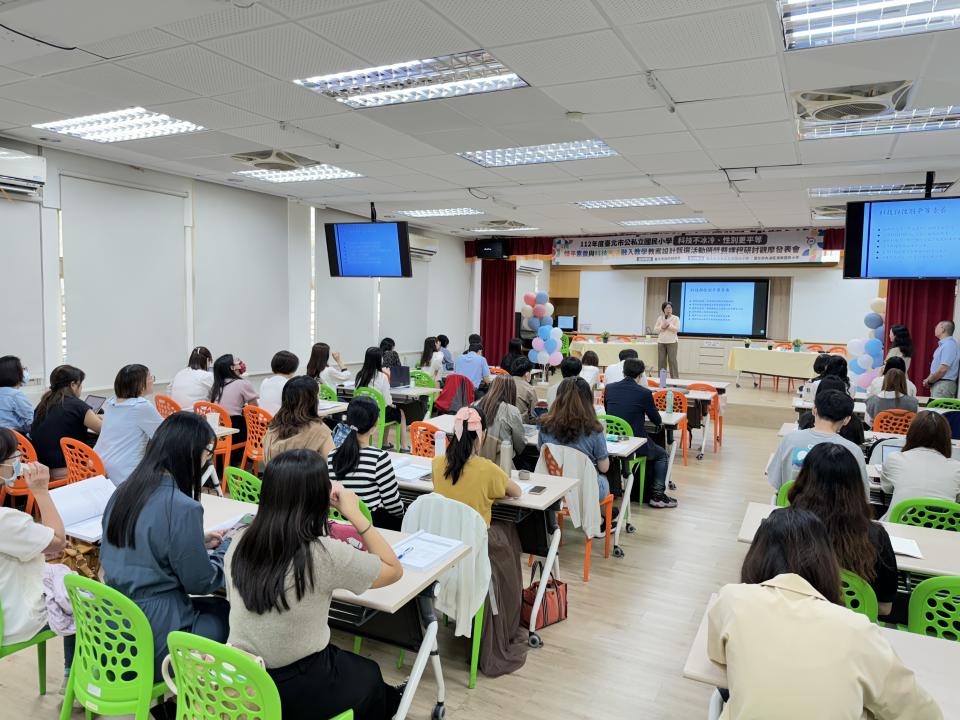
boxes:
[532,337,545,351]
[533,304,546,318]
[548,351,563,366]
[523,292,537,307]
[855,373,872,389]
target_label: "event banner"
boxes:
[552,229,826,266]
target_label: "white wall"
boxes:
[0,197,44,374]
[789,266,881,344]
[579,270,646,334]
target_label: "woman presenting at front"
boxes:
[654,301,680,379]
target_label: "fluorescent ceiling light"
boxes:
[32,107,204,143]
[396,208,484,217]
[294,50,527,109]
[574,196,681,209]
[779,0,960,50]
[809,183,952,197]
[468,227,540,233]
[618,218,708,226]
[458,139,616,168]
[801,105,960,138]
[234,165,362,183]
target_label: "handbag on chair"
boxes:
[521,560,567,630]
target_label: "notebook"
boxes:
[392,530,464,570]
[48,475,116,542]
[890,536,923,559]
[392,457,432,482]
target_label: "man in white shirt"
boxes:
[605,348,638,385]
[259,351,299,416]
[547,356,582,406]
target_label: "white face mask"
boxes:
[21,368,30,384]
[1,458,22,486]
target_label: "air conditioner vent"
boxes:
[793,81,912,122]
[230,149,318,171]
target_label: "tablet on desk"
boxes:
[83,394,106,414]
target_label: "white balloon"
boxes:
[869,298,886,315]
[537,350,550,364]
[550,327,563,340]
[847,338,865,356]
[520,305,533,318]
[544,302,555,316]
[858,353,874,371]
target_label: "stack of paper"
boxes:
[890,536,924,559]
[394,463,432,482]
[48,475,116,542]
[392,530,464,570]
[318,401,342,411]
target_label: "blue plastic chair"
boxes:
[942,410,960,441]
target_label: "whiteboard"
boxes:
[578,270,646,334]
[0,198,44,375]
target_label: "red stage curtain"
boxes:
[822,229,844,251]
[885,279,957,388]
[480,259,517,364]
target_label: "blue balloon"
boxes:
[538,326,552,340]
[541,315,554,327]
[527,349,540,363]
[864,312,883,330]
[865,338,883,356]
[874,324,885,340]
[849,359,864,375]
[535,291,549,305]
[545,338,558,353]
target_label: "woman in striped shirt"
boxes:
[327,397,405,531]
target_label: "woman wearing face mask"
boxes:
[30,365,103,480]
[0,355,34,434]
[100,412,231,686]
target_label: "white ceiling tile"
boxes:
[583,107,685,138]
[149,98,269,131]
[799,136,895,163]
[595,0,765,25]
[118,131,272,159]
[281,143,381,164]
[488,164,576,182]
[423,0,608,45]
[677,93,790,129]
[222,123,306,148]
[0,65,33,86]
[120,46,272,95]
[344,159,421,177]
[911,34,960,108]
[695,121,796,149]
[496,120,596,146]
[416,126,515,153]
[709,143,798,168]
[540,76,662,114]
[160,4,285,41]
[606,132,700,155]
[5,49,100,76]
[215,81,347,121]
[442,88,566,127]
[657,58,783,103]
[53,65,196,106]
[620,5,776,70]
[0,97,63,128]
[176,155,247,173]
[491,30,640,87]
[82,29,183,59]
[562,156,639,178]
[892,130,960,159]
[296,113,443,158]
[302,0,473,65]
[374,173,459,191]
[365,103,480,135]
[261,0,372,19]
[396,154,477,175]
[1,77,121,115]
[626,150,718,173]
[326,177,404,193]
[203,24,364,80]
[422,167,518,187]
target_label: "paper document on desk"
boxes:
[890,536,923,558]
[393,462,431,482]
[318,401,342,411]
[392,530,463,570]
[49,475,116,543]
[516,481,535,494]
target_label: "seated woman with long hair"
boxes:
[262,376,334,462]
[225,449,403,720]
[864,368,918,426]
[474,375,530,470]
[788,442,898,616]
[30,365,102,480]
[708,508,940,719]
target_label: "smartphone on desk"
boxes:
[529,486,547,494]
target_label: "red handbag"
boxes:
[522,561,568,630]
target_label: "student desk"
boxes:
[738,502,960,577]
[336,383,442,402]
[673,388,718,461]
[663,378,730,393]
[683,596,960,719]
[200,494,468,720]
[201,425,239,494]
[796,388,931,406]
[793,396,867,417]
[317,400,349,418]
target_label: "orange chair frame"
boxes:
[686,383,723,452]
[240,405,272,476]
[571,335,587,342]
[0,431,67,517]
[828,346,849,357]
[154,394,181,419]
[410,421,444,458]
[652,390,689,465]
[193,401,237,478]
[873,409,916,435]
[615,336,633,342]
[60,438,106,483]
[806,344,825,352]
[489,367,510,376]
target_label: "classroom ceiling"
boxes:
[2,0,960,236]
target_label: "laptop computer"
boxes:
[84,394,107,414]
[881,444,903,463]
[389,365,410,389]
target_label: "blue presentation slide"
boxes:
[680,282,756,335]
[335,223,402,277]
[861,198,960,279]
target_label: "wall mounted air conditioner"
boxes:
[0,147,46,195]
[517,259,544,274]
[409,233,438,262]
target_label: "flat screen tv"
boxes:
[844,196,960,279]
[667,279,769,339]
[325,221,412,277]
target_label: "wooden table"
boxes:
[683,597,960,718]
[570,340,658,367]
[200,494,468,720]
[738,502,960,577]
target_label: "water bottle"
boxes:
[666,388,674,413]
[434,430,446,457]
[499,440,513,476]
[659,367,667,388]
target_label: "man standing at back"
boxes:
[604,359,676,509]
[923,320,959,399]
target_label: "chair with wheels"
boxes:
[0,599,56,696]
[686,383,722,453]
[410,369,437,419]
[873,409,916,435]
[193,402,235,474]
[652,390,689,466]
[224,466,262,504]
[410,421,444,457]
[927,398,960,411]
[154,394,181,419]
[240,405,272,475]
[353,386,401,449]
[887,498,960,531]
[61,574,168,720]
[840,569,879,623]
[60,438,106,483]
[320,383,339,402]
[903,575,960,641]
[776,480,794,507]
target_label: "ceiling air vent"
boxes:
[792,81,912,122]
[474,220,528,230]
[230,149,317,171]
[812,205,846,221]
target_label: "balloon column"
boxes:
[846,298,887,390]
[521,291,563,367]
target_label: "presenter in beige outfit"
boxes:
[654,301,680,378]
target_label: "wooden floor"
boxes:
[4,385,794,719]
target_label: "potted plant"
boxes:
[601,331,610,344]
[744,338,752,348]
[767,341,774,350]
[792,338,803,352]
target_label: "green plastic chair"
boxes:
[224,466,262,504]
[328,497,372,525]
[61,574,168,720]
[840,569,879,623]
[560,334,571,357]
[0,598,56,695]
[904,576,960,641]
[410,369,436,419]
[776,480,794,508]
[598,414,647,514]
[353,386,401,449]
[888,498,960,531]
[320,383,339,402]
[926,398,960,410]
[163,632,355,720]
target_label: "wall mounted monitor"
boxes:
[325,221,412,277]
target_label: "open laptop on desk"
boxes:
[83,394,106,414]
[389,365,410,388]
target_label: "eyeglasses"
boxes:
[2,452,22,465]
[205,444,215,453]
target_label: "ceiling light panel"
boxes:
[468,226,540,232]
[458,139,616,168]
[575,196,681,208]
[32,106,204,143]
[779,0,960,50]
[801,105,960,138]
[234,165,363,183]
[809,182,952,197]
[294,49,527,109]
[396,208,484,217]
[618,218,709,226]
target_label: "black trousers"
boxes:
[267,644,401,720]
[371,504,404,531]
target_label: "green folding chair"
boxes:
[0,599,56,695]
[353,386,401,449]
[598,414,647,505]
[840,569,879,623]
[560,334,571,357]
[888,498,960,531]
[903,575,960,641]
[776,480,794,508]
[926,398,960,410]
[410,369,436,419]
[224,465,262,504]
[61,575,168,720]
[320,383,339,402]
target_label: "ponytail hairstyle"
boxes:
[305,342,331,379]
[34,365,85,425]
[188,346,213,371]
[443,406,487,485]
[210,354,240,402]
[331,396,380,477]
